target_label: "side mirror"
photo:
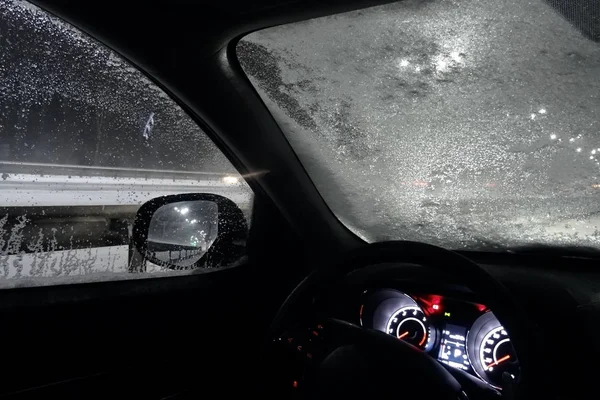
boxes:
[132,193,248,269]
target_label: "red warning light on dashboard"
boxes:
[429,304,442,314]
[419,294,443,314]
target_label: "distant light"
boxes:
[435,59,448,71]
[180,207,189,215]
[399,59,409,67]
[590,156,594,160]
[577,148,582,152]
[592,184,600,188]
[450,51,462,62]
[550,134,557,140]
[569,138,575,142]
[432,304,440,310]
[223,176,239,184]
[539,108,547,114]
[412,180,430,187]
[415,66,421,73]
[190,219,197,224]
[530,113,536,120]
[593,150,597,155]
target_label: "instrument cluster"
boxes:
[359,289,519,389]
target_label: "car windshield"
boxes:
[237,0,600,252]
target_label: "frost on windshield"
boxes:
[0,0,252,287]
[238,0,600,251]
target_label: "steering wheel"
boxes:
[265,241,545,399]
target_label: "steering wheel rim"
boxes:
[267,240,543,398]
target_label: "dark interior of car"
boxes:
[0,0,599,399]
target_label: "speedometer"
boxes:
[467,312,520,389]
[386,306,431,350]
[360,290,436,352]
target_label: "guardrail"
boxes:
[0,161,252,208]
[0,161,235,181]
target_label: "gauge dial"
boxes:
[386,306,430,350]
[467,312,519,389]
[479,326,518,388]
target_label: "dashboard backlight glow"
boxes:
[418,294,443,315]
[360,289,519,390]
[438,325,470,371]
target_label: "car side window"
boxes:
[0,1,253,288]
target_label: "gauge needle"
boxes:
[398,331,409,340]
[486,355,510,369]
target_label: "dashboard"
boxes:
[358,288,519,390]
[273,254,600,399]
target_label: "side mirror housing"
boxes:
[132,193,248,269]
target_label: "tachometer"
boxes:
[467,312,519,389]
[386,306,431,350]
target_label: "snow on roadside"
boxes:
[0,245,217,289]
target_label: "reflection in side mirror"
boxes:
[132,193,249,271]
[147,200,218,268]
